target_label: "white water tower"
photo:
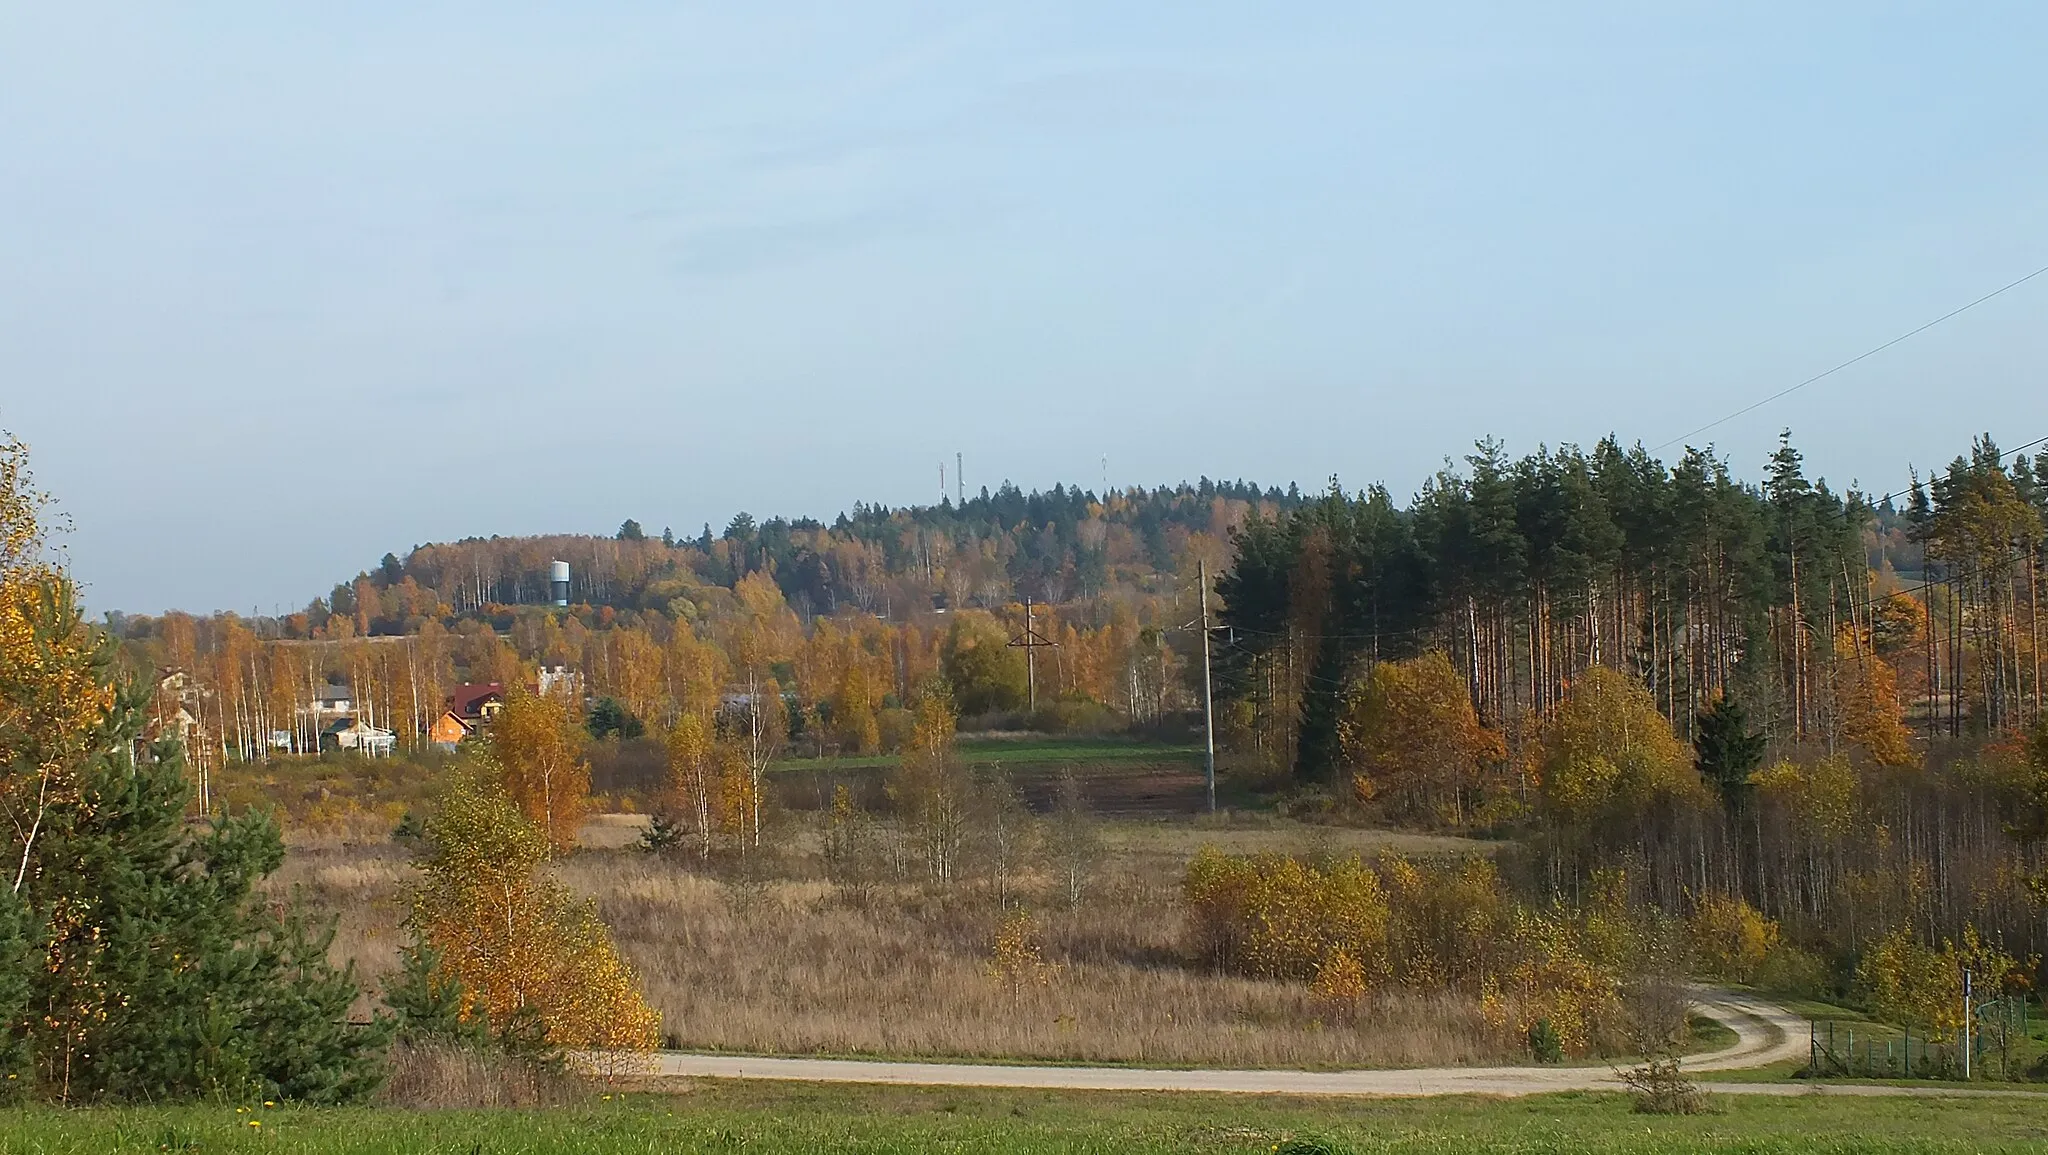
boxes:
[550,560,570,607]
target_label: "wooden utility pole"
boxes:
[1007,596,1058,716]
[1026,598,1036,712]
[1200,559,1217,814]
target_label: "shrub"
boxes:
[1188,848,1649,1058]
[987,909,1057,1002]
[1527,1018,1563,1063]
[1622,1057,1707,1115]
[1379,854,1510,987]
[1687,893,1779,982]
[1854,925,2019,1032]
[1182,849,1389,981]
[1753,941,1834,999]
[1309,948,1369,1009]
[876,708,917,754]
[1497,908,1626,1055]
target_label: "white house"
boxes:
[323,718,396,757]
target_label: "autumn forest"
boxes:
[7,423,2048,1105]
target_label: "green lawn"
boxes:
[9,1083,2048,1154]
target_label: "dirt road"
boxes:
[648,988,1873,1097]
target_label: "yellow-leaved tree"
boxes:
[1534,667,1705,846]
[1751,755,1858,842]
[1825,634,1915,768]
[1337,651,1506,827]
[889,682,970,884]
[661,713,716,859]
[1686,893,1780,982]
[831,662,880,756]
[413,764,660,1050]
[488,685,589,854]
[0,433,112,894]
[1854,925,2020,1032]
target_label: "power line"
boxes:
[1650,263,2048,454]
[1870,434,2048,509]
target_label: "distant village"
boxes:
[142,663,582,764]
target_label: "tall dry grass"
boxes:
[378,1042,585,1108]
[265,811,1516,1068]
[555,851,1512,1069]
[263,839,414,1018]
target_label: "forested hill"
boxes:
[93,431,2046,789]
[237,478,1307,639]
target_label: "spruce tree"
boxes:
[1694,695,1766,815]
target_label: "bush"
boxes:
[877,708,916,754]
[1753,941,1834,999]
[1686,893,1778,982]
[1309,949,1369,1010]
[1030,698,1123,736]
[1190,849,1652,1058]
[1527,1018,1563,1063]
[1855,925,2017,1031]
[1622,1057,1707,1115]
[1182,849,1390,981]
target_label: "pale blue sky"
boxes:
[3,2,2045,613]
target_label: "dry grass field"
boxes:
[272,808,1522,1068]
[560,851,1504,1068]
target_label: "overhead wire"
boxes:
[1648,262,2048,455]
[1867,434,2048,508]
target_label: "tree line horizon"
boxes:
[98,430,2037,751]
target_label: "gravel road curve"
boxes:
[640,988,1932,1098]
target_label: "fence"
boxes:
[1806,999,2032,1081]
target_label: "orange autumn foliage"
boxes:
[413,764,660,1050]
[1337,652,1506,826]
[0,435,114,889]
[486,685,589,854]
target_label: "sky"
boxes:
[3,2,2046,615]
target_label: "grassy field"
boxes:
[769,736,1218,819]
[273,807,1515,1068]
[554,826,1516,1068]
[773,735,1205,771]
[6,1083,2047,1153]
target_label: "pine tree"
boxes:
[25,719,388,1103]
[1694,695,1765,815]
[384,937,489,1048]
[0,891,32,1099]
[1,436,385,1103]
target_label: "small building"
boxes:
[322,718,397,757]
[537,665,581,700]
[309,684,353,715]
[137,668,208,764]
[446,683,505,725]
[143,704,201,750]
[427,710,473,751]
